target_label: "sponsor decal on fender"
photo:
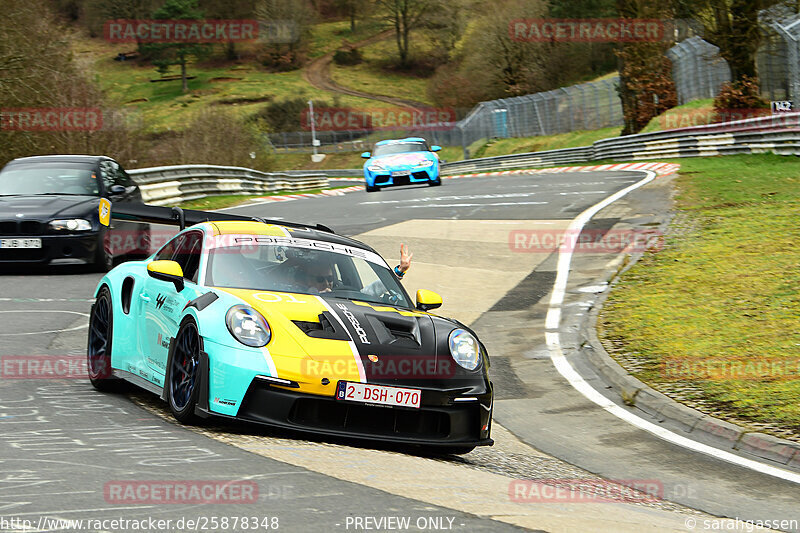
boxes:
[99,198,111,227]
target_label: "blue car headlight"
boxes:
[367,163,386,172]
[414,160,434,168]
[226,305,271,347]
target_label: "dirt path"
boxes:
[303,29,429,110]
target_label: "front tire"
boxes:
[87,286,123,391]
[167,319,203,424]
[428,177,442,187]
[365,184,379,193]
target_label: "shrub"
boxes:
[333,47,362,66]
[713,76,770,122]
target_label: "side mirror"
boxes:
[430,145,442,152]
[147,260,184,292]
[361,152,371,159]
[108,184,126,196]
[416,289,442,311]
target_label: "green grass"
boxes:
[309,19,386,59]
[640,99,715,133]
[328,30,434,106]
[599,154,800,432]
[75,30,383,133]
[474,127,622,158]
[96,61,378,132]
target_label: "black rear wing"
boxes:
[111,203,335,234]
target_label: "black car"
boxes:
[0,155,150,270]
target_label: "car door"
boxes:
[140,231,205,385]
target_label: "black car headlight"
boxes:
[226,305,271,347]
[50,218,92,231]
[448,328,480,370]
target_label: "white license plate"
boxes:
[0,238,41,249]
[391,170,411,177]
[336,381,421,409]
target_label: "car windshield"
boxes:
[373,142,428,157]
[205,239,414,309]
[0,165,100,196]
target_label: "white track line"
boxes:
[545,169,800,485]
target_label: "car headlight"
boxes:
[414,160,434,168]
[49,219,92,231]
[367,164,385,172]
[448,328,481,370]
[226,305,271,347]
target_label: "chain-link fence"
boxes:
[454,77,623,151]
[666,37,731,105]
[668,8,800,105]
[268,77,623,154]
[760,5,800,103]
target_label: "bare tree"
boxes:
[673,0,766,82]
[335,0,368,32]
[376,0,434,67]
[255,0,316,69]
[1,0,143,166]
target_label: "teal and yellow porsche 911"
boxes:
[87,205,493,454]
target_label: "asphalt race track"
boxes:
[1,171,799,532]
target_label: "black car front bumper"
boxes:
[217,380,493,448]
[0,233,98,264]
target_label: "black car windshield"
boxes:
[206,240,414,309]
[0,165,100,196]
[373,142,428,157]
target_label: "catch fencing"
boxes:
[666,37,731,105]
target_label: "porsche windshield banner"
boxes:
[212,235,388,267]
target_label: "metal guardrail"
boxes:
[439,112,800,174]
[439,146,594,175]
[128,164,328,206]
[129,113,800,196]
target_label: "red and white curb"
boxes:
[445,161,681,179]
[256,185,363,202]
[253,162,681,202]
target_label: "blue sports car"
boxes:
[361,138,442,193]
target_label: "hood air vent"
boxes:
[292,312,349,341]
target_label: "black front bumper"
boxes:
[373,171,437,188]
[227,381,493,448]
[0,233,98,264]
